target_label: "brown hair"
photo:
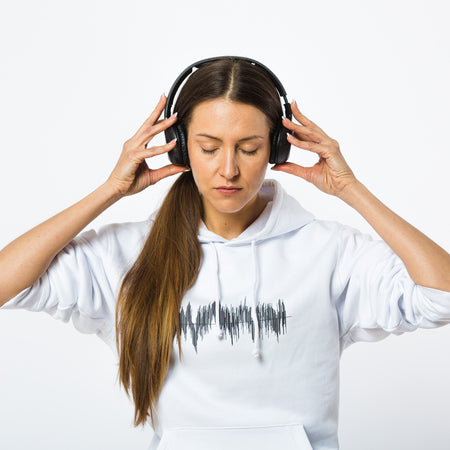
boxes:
[115,57,284,429]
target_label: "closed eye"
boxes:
[200,148,258,155]
[201,148,218,154]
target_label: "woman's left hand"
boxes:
[271,100,358,197]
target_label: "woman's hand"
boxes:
[105,94,189,197]
[271,100,357,198]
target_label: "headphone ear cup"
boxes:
[178,123,190,167]
[270,122,292,165]
[165,124,190,167]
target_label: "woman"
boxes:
[1,56,449,450]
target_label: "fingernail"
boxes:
[183,167,191,172]
[170,112,178,119]
[160,93,165,102]
[170,138,177,143]
[281,115,289,122]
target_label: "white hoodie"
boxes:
[2,178,450,450]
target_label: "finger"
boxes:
[145,112,178,137]
[282,118,323,144]
[133,95,171,138]
[150,164,190,185]
[271,162,311,181]
[142,117,169,129]
[286,133,327,157]
[134,112,178,147]
[140,139,178,157]
[290,101,327,135]
[145,94,167,127]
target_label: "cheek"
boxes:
[189,156,213,185]
[188,157,213,195]
[247,157,269,178]
[190,165,204,190]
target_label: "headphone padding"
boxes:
[166,124,189,167]
[270,123,292,165]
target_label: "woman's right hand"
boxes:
[0,95,189,306]
[105,94,189,197]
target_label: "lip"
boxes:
[216,185,241,189]
[215,186,242,195]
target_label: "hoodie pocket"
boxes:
[157,422,313,450]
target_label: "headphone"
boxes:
[163,55,293,167]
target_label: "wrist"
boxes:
[98,181,126,205]
[336,178,368,208]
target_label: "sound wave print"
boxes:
[179,299,288,352]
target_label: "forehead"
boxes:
[188,98,270,138]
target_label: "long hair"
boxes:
[115,57,284,428]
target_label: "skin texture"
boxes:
[186,98,272,240]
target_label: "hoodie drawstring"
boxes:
[250,240,261,359]
[210,242,224,339]
[209,240,262,359]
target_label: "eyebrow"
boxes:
[195,133,264,142]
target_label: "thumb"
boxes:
[271,162,310,181]
[150,164,190,185]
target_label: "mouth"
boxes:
[215,186,242,195]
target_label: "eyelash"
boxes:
[201,148,258,156]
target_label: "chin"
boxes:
[212,201,249,214]
[205,196,252,214]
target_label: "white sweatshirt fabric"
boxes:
[2,178,450,450]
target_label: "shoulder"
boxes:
[298,218,350,241]
[305,218,377,243]
[285,218,381,259]
[72,215,155,263]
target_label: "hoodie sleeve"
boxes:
[0,223,122,349]
[333,223,450,352]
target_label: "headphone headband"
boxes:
[164,55,292,121]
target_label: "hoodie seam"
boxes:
[336,224,346,294]
[335,224,354,345]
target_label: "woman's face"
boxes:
[186,97,271,221]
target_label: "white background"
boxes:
[0,0,449,448]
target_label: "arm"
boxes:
[337,180,450,291]
[0,183,121,306]
[273,100,450,292]
[0,94,187,307]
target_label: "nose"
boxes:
[218,148,239,179]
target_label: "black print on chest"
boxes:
[179,299,288,352]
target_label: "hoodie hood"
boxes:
[195,178,315,359]
[197,178,314,245]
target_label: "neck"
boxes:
[203,194,268,240]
